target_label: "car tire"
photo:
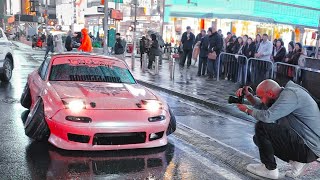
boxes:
[0,57,13,82]
[166,107,176,135]
[20,83,32,109]
[25,98,50,141]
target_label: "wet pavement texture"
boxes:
[1,41,318,180]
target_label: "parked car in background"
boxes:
[303,46,318,58]
[0,28,14,82]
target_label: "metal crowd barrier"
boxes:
[304,57,320,69]
[142,53,148,73]
[247,58,274,87]
[169,53,176,80]
[155,56,160,75]
[273,62,300,86]
[217,52,248,85]
[299,68,320,102]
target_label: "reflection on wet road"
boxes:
[0,43,257,179]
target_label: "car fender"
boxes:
[41,84,65,119]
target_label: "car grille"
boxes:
[93,132,146,145]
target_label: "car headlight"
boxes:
[141,100,162,112]
[63,100,86,113]
[148,115,166,122]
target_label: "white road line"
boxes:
[170,136,245,180]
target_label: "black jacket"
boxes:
[194,33,203,46]
[199,36,209,58]
[114,38,124,55]
[208,32,223,55]
[244,43,256,58]
[181,32,195,50]
[150,39,160,56]
[272,46,286,62]
[226,41,235,53]
[140,38,146,53]
[65,36,72,51]
[47,35,53,46]
[232,43,242,55]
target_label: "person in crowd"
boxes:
[78,28,92,52]
[41,33,46,43]
[180,26,195,69]
[288,42,303,65]
[148,34,160,69]
[32,34,37,49]
[242,35,249,55]
[197,30,208,76]
[254,34,262,53]
[232,37,244,55]
[140,36,147,67]
[284,41,295,63]
[207,25,223,80]
[217,29,225,52]
[44,33,54,59]
[113,33,125,60]
[244,37,256,58]
[195,29,206,46]
[226,35,237,53]
[65,30,73,52]
[255,34,273,60]
[224,32,232,50]
[54,34,64,53]
[271,39,286,62]
[236,79,320,179]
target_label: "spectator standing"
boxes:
[226,35,236,53]
[207,26,223,80]
[255,34,273,60]
[254,34,262,53]
[244,37,256,58]
[180,26,195,69]
[54,34,64,53]
[140,36,147,67]
[289,42,303,66]
[78,28,93,52]
[285,41,295,63]
[65,30,73,51]
[44,34,54,59]
[148,34,160,69]
[271,39,286,62]
[194,30,205,46]
[114,33,125,60]
[197,30,209,76]
[224,32,232,50]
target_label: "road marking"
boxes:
[169,136,245,180]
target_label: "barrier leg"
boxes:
[142,53,147,73]
[155,56,160,75]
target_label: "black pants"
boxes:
[180,49,192,68]
[254,122,318,170]
[198,57,207,75]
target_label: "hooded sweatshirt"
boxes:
[78,28,93,52]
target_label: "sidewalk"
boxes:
[124,57,255,122]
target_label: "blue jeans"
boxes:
[207,58,217,78]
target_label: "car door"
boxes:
[29,58,51,104]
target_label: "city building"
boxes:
[163,0,320,47]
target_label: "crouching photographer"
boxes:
[235,79,320,179]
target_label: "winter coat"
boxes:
[114,38,125,55]
[54,34,64,53]
[244,43,256,58]
[272,46,286,62]
[199,36,209,58]
[208,32,223,57]
[65,35,72,51]
[181,31,195,51]
[78,28,93,52]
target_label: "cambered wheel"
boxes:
[20,83,32,109]
[0,58,13,82]
[25,98,50,141]
[166,107,176,135]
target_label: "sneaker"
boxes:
[246,163,279,179]
[285,161,308,178]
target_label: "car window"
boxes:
[40,58,51,80]
[49,64,136,84]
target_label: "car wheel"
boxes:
[20,83,32,109]
[25,98,50,141]
[166,107,176,135]
[0,58,13,82]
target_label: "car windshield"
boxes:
[49,63,136,84]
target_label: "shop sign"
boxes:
[110,9,123,20]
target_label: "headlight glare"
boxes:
[63,100,86,113]
[141,100,162,112]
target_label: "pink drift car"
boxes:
[20,53,176,150]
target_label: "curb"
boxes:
[136,79,255,122]
[174,123,260,178]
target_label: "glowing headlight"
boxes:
[141,100,162,112]
[65,100,86,113]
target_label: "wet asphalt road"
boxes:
[3,42,318,180]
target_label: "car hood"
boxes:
[50,81,158,110]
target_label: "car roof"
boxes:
[49,53,129,69]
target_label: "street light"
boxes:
[131,0,138,70]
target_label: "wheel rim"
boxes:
[4,61,12,79]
